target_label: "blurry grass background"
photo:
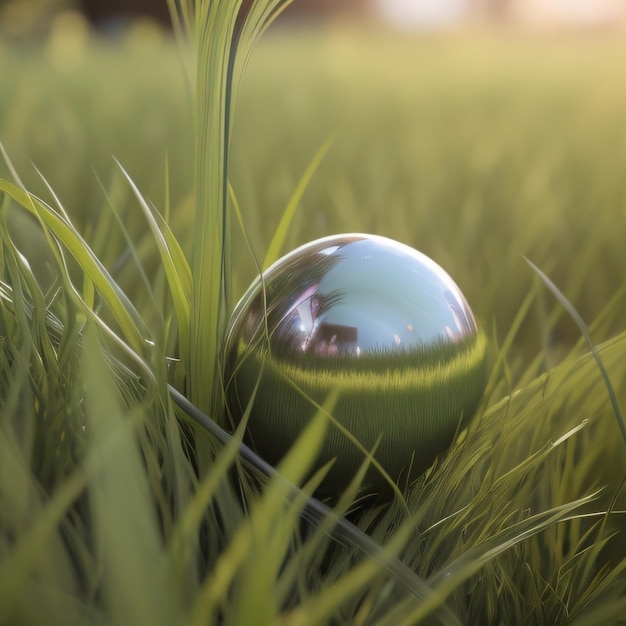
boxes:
[2,6,626,624]
[2,21,625,373]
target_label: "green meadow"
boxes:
[1,12,626,624]
[4,27,626,360]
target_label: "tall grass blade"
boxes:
[115,160,192,372]
[227,393,333,626]
[172,0,292,417]
[525,257,626,446]
[263,135,335,269]
[81,323,177,626]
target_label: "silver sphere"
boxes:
[223,234,487,497]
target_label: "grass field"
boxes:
[3,25,626,362]
[1,14,626,625]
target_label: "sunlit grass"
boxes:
[1,12,626,625]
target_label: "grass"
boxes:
[1,7,626,625]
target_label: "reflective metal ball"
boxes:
[223,234,487,496]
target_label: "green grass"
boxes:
[3,26,626,356]
[1,11,626,625]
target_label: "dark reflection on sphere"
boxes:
[223,234,487,498]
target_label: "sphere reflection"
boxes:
[223,234,487,497]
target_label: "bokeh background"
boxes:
[2,0,626,35]
[1,0,625,373]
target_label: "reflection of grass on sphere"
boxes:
[2,19,626,626]
[226,332,488,495]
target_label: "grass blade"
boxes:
[525,257,626,446]
[263,135,335,269]
[0,178,148,354]
[115,160,192,372]
[81,323,177,626]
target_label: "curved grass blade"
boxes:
[114,160,191,369]
[525,257,626,446]
[263,135,335,270]
[94,172,156,303]
[381,493,600,626]
[0,178,148,355]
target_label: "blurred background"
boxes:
[1,0,625,370]
[1,0,626,38]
